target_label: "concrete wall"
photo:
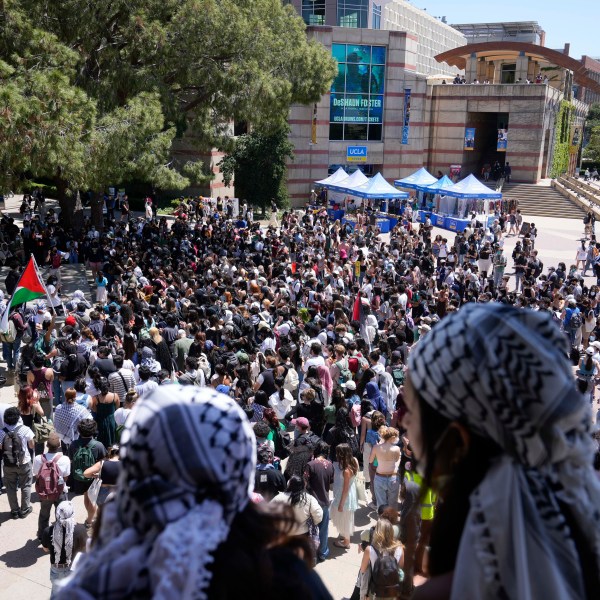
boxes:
[427,84,562,183]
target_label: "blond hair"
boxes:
[371,518,401,554]
[379,426,400,442]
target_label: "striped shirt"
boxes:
[108,368,136,401]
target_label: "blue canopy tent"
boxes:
[443,174,502,199]
[345,173,409,199]
[315,167,348,187]
[394,167,437,190]
[420,174,455,193]
[326,169,369,193]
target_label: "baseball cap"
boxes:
[216,384,231,395]
[586,347,595,355]
[342,380,357,391]
[291,417,310,429]
[65,315,77,327]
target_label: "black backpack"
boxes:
[370,547,401,598]
[2,426,26,466]
[273,427,291,460]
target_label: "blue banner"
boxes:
[401,89,411,145]
[464,127,476,151]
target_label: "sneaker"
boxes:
[19,507,32,518]
[11,510,20,519]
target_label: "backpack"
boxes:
[391,366,405,387]
[1,426,26,466]
[32,416,55,444]
[335,358,353,385]
[274,427,291,460]
[197,354,211,380]
[0,318,17,343]
[370,547,402,598]
[35,454,65,502]
[72,440,98,482]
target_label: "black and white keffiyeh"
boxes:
[56,385,256,599]
[408,303,600,600]
[53,501,76,566]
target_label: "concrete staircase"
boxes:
[500,181,587,219]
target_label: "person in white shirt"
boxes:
[268,377,295,420]
[114,390,138,427]
[0,407,35,518]
[303,342,326,373]
[33,432,70,539]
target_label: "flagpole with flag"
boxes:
[31,254,61,316]
[0,256,50,332]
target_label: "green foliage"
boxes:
[0,0,336,221]
[586,103,600,128]
[550,100,574,178]
[220,126,294,209]
[585,126,600,163]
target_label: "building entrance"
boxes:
[462,112,509,182]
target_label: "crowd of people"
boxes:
[0,189,599,599]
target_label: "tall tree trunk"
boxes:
[90,191,104,230]
[56,178,73,228]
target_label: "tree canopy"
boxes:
[220,125,294,209]
[0,0,336,220]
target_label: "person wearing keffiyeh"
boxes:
[55,385,332,600]
[41,500,87,595]
[404,303,600,600]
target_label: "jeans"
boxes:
[514,272,523,292]
[38,493,68,538]
[50,565,72,598]
[373,473,400,510]
[2,336,22,370]
[317,504,330,559]
[4,461,32,513]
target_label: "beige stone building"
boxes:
[287,31,600,204]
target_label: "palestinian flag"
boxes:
[0,257,46,332]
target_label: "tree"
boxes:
[220,125,294,209]
[584,125,600,163]
[0,0,336,222]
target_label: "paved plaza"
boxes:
[0,196,599,599]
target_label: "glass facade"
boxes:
[372,3,381,30]
[301,0,326,25]
[337,0,369,29]
[330,44,386,141]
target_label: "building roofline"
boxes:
[436,41,600,96]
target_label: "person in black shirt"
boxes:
[254,445,286,501]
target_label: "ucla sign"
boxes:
[347,146,368,163]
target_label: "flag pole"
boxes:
[31,254,58,316]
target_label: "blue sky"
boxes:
[415,1,600,59]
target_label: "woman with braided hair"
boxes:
[403,303,600,600]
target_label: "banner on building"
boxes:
[402,88,411,144]
[570,127,581,154]
[449,165,462,181]
[497,129,508,151]
[464,128,476,151]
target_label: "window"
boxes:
[337,0,369,29]
[329,44,387,141]
[302,0,326,26]
[372,3,381,30]
[501,63,516,84]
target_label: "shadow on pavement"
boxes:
[0,537,46,568]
